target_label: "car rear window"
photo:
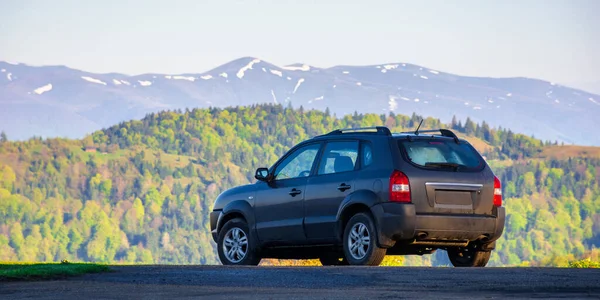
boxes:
[398,139,484,171]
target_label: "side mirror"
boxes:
[255,167,271,182]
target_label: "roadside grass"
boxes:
[0,262,110,281]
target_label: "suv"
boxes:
[210,126,505,267]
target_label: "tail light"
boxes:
[390,170,411,203]
[493,175,502,207]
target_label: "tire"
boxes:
[342,213,386,266]
[319,253,349,266]
[447,245,491,267]
[217,218,261,265]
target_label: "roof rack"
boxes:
[398,128,460,143]
[320,126,392,137]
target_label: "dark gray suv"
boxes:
[210,126,505,267]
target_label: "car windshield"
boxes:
[398,139,484,171]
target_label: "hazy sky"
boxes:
[1,0,598,85]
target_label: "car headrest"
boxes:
[334,156,354,173]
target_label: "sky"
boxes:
[1,0,599,87]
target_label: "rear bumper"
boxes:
[371,203,505,248]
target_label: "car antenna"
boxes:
[414,119,424,135]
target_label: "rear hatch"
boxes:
[396,137,495,215]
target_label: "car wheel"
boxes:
[217,218,261,265]
[319,252,349,266]
[447,244,491,267]
[343,213,386,266]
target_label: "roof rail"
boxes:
[320,126,392,137]
[399,128,460,143]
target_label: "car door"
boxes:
[304,140,360,241]
[254,142,322,245]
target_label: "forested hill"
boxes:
[0,104,599,266]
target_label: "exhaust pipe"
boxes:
[417,232,428,239]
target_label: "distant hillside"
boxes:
[0,104,599,266]
[1,58,599,145]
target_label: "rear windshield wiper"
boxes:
[424,162,465,171]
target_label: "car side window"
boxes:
[362,142,373,167]
[317,141,359,175]
[273,143,321,180]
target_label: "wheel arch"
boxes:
[217,200,255,233]
[336,189,381,243]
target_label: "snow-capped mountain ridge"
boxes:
[0,58,598,145]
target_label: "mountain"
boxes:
[1,58,599,145]
[0,105,598,266]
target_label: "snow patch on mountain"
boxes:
[388,96,398,111]
[270,69,283,77]
[381,69,388,73]
[262,67,267,73]
[400,96,410,101]
[473,106,482,110]
[383,64,398,70]
[81,76,106,85]
[287,77,292,80]
[113,79,122,85]
[219,72,228,78]
[33,84,52,95]
[293,78,304,94]
[506,93,512,97]
[590,98,599,105]
[356,82,362,86]
[7,73,12,81]
[428,70,440,74]
[314,95,324,101]
[120,80,130,86]
[172,76,195,82]
[282,64,310,71]
[271,90,278,104]
[201,75,213,80]
[420,75,428,80]
[343,71,350,74]
[414,98,420,102]
[138,80,152,86]
[237,58,261,79]
[0,69,5,72]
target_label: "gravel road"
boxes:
[2,265,600,299]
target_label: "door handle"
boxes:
[337,183,351,192]
[289,188,302,197]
